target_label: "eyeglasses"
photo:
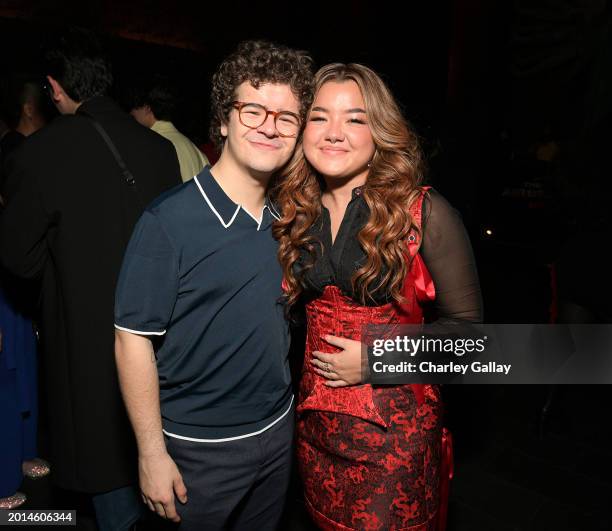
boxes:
[232,101,301,138]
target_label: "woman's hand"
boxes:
[311,335,367,387]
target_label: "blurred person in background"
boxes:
[128,79,209,182]
[0,27,180,530]
[0,78,47,191]
[0,76,49,510]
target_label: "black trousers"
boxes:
[165,408,294,531]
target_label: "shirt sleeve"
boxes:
[114,209,179,335]
[420,189,483,322]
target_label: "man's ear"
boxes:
[143,105,157,126]
[47,76,63,104]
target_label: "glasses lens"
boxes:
[275,113,300,136]
[239,103,266,128]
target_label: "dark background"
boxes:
[1,1,611,529]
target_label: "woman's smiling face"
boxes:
[303,80,375,183]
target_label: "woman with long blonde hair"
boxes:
[273,63,482,530]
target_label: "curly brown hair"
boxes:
[209,40,314,151]
[273,63,426,308]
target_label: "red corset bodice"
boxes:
[298,245,436,426]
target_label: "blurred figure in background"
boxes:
[0,27,180,530]
[128,80,209,182]
[0,78,47,191]
[0,76,49,510]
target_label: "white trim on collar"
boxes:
[267,203,281,221]
[194,175,240,229]
[194,175,281,230]
[244,204,280,231]
[241,205,262,226]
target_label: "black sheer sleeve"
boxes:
[420,189,483,322]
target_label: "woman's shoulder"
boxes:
[421,187,461,222]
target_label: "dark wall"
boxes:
[0,2,451,145]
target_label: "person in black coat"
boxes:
[0,27,181,530]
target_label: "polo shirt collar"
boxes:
[193,166,241,228]
[258,201,281,231]
[193,166,281,230]
[265,200,281,221]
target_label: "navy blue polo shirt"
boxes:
[114,166,292,440]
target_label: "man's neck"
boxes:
[16,119,37,137]
[210,155,270,215]
[148,116,161,129]
[62,100,83,115]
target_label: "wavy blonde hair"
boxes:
[272,63,426,307]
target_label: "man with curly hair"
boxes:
[114,40,313,530]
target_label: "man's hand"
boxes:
[115,330,187,519]
[139,451,187,522]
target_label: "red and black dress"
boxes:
[295,188,482,530]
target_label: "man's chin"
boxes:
[248,160,289,178]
